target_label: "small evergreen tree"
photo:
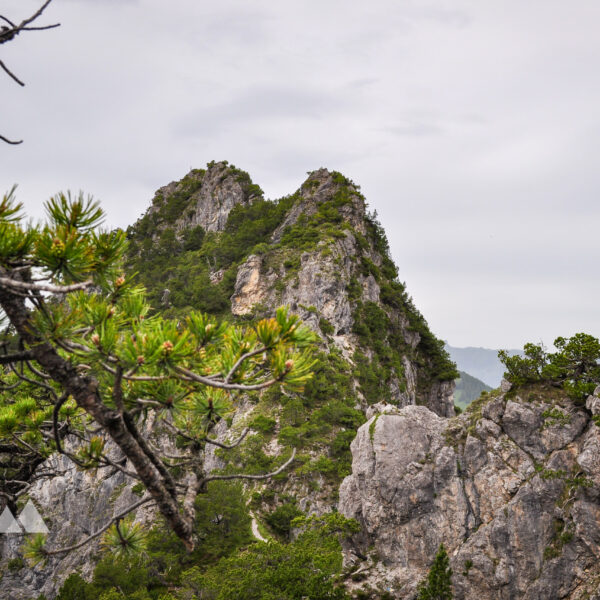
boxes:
[499,333,600,403]
[417,543,453,600]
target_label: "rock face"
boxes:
[230,169,368,344]
[0,450,154,599]
[339,388,600,599]
[135,160,260,241]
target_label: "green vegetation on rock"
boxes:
[499,333,600,403]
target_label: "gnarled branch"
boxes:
[0,276,93,294]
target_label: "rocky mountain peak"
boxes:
[272,168,367,243]
[130,160,263,240]
[126,161,457,415]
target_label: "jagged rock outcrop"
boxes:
[146,160,260,235]
[230,169,369,344]
[339,386,600,599]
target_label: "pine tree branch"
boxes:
[176,365,281,391]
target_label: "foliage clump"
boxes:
[417,543,453,600]
[265,500,303,538]
[499,333,600,403]
[55,510,356,600]
[0,189,317,557]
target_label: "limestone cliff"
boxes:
[339,384,600,599]
[139,160,262,236]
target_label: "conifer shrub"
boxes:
[265,501,303,537]
[417,543,453,600]
[499,333,600,404]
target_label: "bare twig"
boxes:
[52,394,68,454]
[0,133,22,145]
[0,0,60,144]
[8,361,58,401]
[0,59,24,86]
[164,421,250,450]
[25,359,51,379]
[0,1,58,46]
[200,448,297,487]
[98,455,141,481]
[0,16,16,28]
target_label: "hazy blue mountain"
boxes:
[445,344,523,388]
[454,370,493,409]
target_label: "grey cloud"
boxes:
[171,84,359,138]
[386,122,444,136]
[2,0,600,348]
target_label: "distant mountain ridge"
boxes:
[454,370,492,409]
[445,344,522,388]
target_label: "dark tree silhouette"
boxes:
[0,0,60,144]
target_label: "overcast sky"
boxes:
[2,0,599,349]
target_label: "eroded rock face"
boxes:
[339,392,600,599]
[231,169,365,349]
[177,163,254,233]
[143,161,256,238]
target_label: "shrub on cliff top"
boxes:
[499,333,600,403]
